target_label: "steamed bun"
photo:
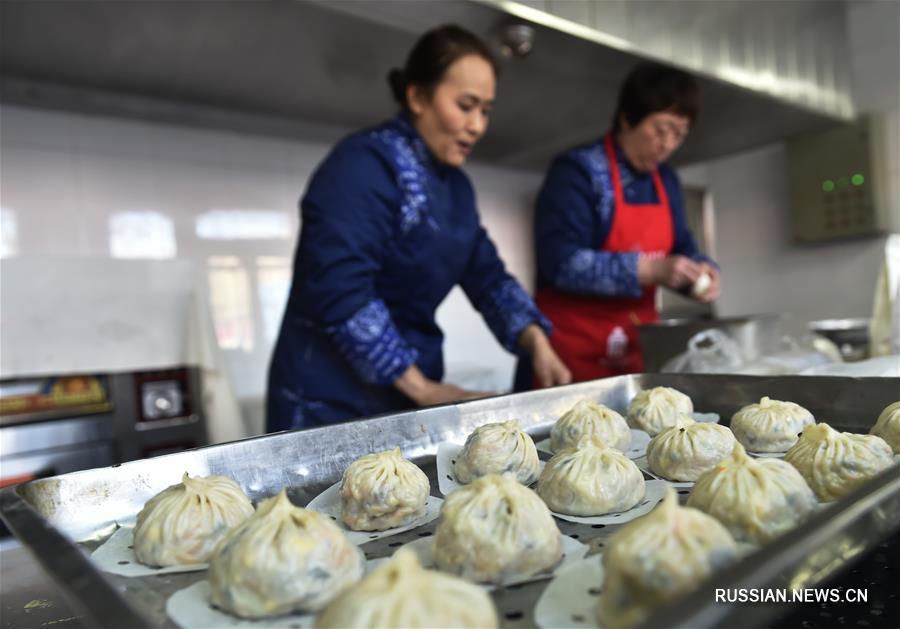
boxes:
[209,490,364,618]
[646,415,736,481]
[627,387,694,436]
[550,400,631,453]
[315,549,498,628]
[434,474,561,583]
[133,472,253,567]
[598,488,738,629]
[730,397,815,453]
[453,420,539,485]
[538,435,645,516]
[785,423,894,502]
[687,443,817,544]
[870,401,900,454]
[341,448,429,531]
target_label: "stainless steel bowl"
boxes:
[809,317,871,361]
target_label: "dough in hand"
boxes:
[627,387,694,436]
[598,487,738,629]
[870,401,900,454]
[315,549,498,628]
[209,490,364,618]
[133,472,254,567]
[785,423,894,502]
[646,415,736,482]
[730,396,815,453]
[538,435,645,516]
[433,473,561,583]
[687,443,818,544]
[550,399,631,453]
[692,272,712,297]
[341,448,429,531]
[453,420,540,485]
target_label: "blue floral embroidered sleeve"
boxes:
[535,152,643,297]
[460,225,551,353]
[327,300,418,385]
[296,138,418,385]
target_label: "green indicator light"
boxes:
[851,173,865,186]
[837,177,849,188]
[822,180,835,192]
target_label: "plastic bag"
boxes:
[661,329,745,373]
[662,330,843,375]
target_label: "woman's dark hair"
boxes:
[388,24,498,110]
[612,62,700,132]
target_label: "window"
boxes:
[207,256,254,351]
[256,256,292,343]
[195,210,292,240]
[109,211,176,259]
[0,208,18,258]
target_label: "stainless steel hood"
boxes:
[0,0,854,169]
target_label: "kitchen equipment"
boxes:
[809,317,871,361]
[0,366,208,493]
[1,374,897,629]
[637,314,783,372]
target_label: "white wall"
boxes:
[2,0,895,434]
[0,105,542,433]
[676,0,899,338]
[703,143,891,337]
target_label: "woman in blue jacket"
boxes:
[267,25,570,431]
[526,63,720,384]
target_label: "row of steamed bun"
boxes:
[596,399,898,628]
[130,449,564,623]
[455,390,897,505]
[132,467,504,624]
[129,392,898,625]
[576,394,899,628]
[626,387,896,501]
[453,414,645,517]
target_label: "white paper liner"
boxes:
[534,555,604,629]
[535,541,756,629]
[747,450,787,458]
[535,429,651,460]
[167,580,315,629]
[305,481,442,546]
[633,456,695,489]
[546,479,669,525]
[90,526,207,577]
[436,442,545,496]
[691,412,720,423]
[750,448,900,461]
[386,533,588,589]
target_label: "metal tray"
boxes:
[1,374,898,629]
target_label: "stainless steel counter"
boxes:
[0,539,83,629]
[1,374,898,628]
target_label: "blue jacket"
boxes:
[535,138,714,297]
[267,115,549,430]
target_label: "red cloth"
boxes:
[536,135,674,382]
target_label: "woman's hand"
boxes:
[518,324,572,388]
[394,365,493,407]
[638,254,701,290]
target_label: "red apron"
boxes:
[535,134,674,382]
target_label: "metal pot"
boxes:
[808,318,871,362]
[637,314,783,372]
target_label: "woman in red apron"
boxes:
[524,63,720,385]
